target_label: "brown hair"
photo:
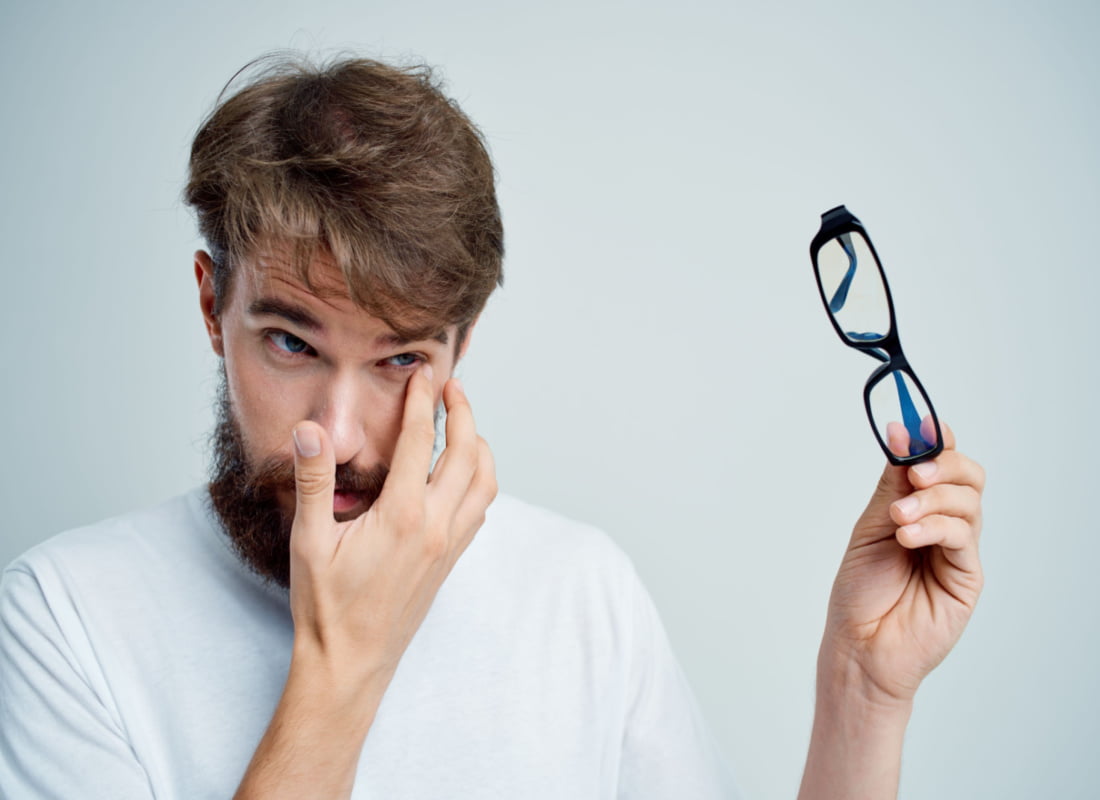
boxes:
[184,53,503,339]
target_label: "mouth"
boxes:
[275,487,368,520]
[333,489,366,515]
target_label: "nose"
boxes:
[311,372,372,467]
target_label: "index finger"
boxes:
[379,363,438,501]
[426,378,479,508]
[938,419,957,451]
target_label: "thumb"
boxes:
[292,422,335,538]
[862,420,916,512]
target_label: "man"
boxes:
[0,55,984,799]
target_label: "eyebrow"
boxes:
[376,330,451,348]
[248,298,322,332]
[248,296,450,348]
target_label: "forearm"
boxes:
[797,654,913,800]
[234,645,389,800]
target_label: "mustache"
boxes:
[246,456,390,498]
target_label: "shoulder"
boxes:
[478,492,634,572]
[447,492,644,621]
[6,489,212,577]
[1,488,239,621]
[483,492,616,541]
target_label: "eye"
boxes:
[268,331,312,356]
[383,353,422,368]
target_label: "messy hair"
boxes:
[184,53,503,339]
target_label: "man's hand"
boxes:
[799,422,984,800]
[235,365,496,800]
[824,421,985,704]
[288,365,496,684]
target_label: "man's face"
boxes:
[196,247,466,586]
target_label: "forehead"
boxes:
[236,245,351,301]
[231,247,452,346]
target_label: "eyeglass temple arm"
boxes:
[828,233,858,313]
[891,370,931,455]
[829,237,891,363]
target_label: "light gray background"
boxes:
[2,1,1097,797]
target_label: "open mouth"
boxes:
[333,490,365,514]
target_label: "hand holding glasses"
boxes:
[810,205,943,466]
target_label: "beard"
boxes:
[207,372,389,588]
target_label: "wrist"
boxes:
[799,652,914,800]
[812,669,913,749]
[815,646,916,720]
[289,636,393,723]
[234,641,388,799]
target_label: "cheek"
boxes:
[224,350,307,459]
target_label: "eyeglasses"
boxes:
[809,205,943,466]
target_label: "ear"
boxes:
[194,250,225,357]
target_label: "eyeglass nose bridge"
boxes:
[811,205,944,466]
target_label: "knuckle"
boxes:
[479,443,499,501]
[973,462,987,493]
[288,535,328,575]
[925,451,956,483]
[420,526,449,560]
[936,450,960,470]
[454,441,479,475]
[448,390,472,412]
[295,472,331,499]
[483,470,499,503]
[389,503,425,535]
[478,437,496,468]
[930,482,953,503]
[446,383,472,411]
[289,535,316,564]
[457,515,485,556]
[955,483,981,514]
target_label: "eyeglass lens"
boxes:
[868,369,939,459]
[816,231,890,343]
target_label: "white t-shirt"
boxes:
[0,489,738,799]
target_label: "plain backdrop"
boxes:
[2,1,1098,797]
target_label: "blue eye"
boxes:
[270,331,310,354]
[385,353,421,368]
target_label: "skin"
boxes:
[196,248,497,798]
[798,422,985,799]
[196,246,984,799]
[196,248,471,519]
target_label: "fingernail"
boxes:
[912,461,938,479]
[452,377,464,394]
[422,363,434,382]
[293,426,321,458]
[900,523,923,541]
[894,496,919,518]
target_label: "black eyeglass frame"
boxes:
[809,205,944,467]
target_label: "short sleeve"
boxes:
[0,564,153,799]
[616,568,741,800]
